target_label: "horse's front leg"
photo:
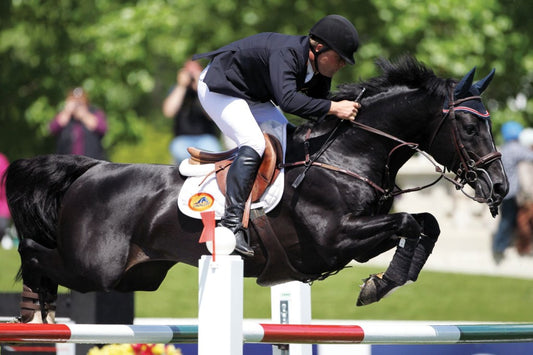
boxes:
[355,212,440,306]
[407,213,440,282]
[331,212,440,306]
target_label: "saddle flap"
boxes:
[215,133,283,202]
[249,209,321,286]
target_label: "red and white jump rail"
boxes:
[1,322,533,345]
[3,254,532,355]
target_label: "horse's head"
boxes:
[305,57,507,216]
[429,67,508,216]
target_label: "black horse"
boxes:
[5,56,507,323]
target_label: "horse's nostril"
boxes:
[493,182,509,200]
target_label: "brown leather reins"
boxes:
[281,88,502,205]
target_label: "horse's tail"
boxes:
[5,154,101,250]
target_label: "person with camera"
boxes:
[49,87,108,160]
[163,60,222,164]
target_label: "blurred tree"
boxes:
[1,0,531,162]
[366,0,533,144]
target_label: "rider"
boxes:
[193,14,361,256]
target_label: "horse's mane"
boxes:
[294,56,451,139]
[332,55,449,102]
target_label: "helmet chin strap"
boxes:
[310,41,329,75]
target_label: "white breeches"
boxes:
[198,67,288,156]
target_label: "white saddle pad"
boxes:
[177,121,287,220]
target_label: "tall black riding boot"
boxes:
[221,145,261,257]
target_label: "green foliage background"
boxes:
[1,0,533,162]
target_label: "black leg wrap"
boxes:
[357,237,418,307]
[408,234,438,282]
[383,237,418,286]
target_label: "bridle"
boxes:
[429,90,501,208]
[281,86,502,210]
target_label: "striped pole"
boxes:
[1,323,533,345]
[0,323,196,344]
[245,323,533,344]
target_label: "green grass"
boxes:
[0,248,21,292]
[2,248,533,322]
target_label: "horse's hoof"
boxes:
[356,272,400,307]
[356,273,383,306]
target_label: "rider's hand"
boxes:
[329,100,361,121]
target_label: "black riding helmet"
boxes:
[309,14,359,65]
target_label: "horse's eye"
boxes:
[465,124,477,135]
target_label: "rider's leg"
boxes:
[222,145,261,255]
[197,74,266,256]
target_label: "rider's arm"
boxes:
[269,49,360,121]
[268,48,331,119]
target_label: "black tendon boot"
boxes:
[221,145,261,257]
[357,237,417,306]
[407,234,439,282]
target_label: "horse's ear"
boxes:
[454,67,476,98]
[472,68,495,94]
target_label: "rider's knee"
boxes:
[239,137,265,156]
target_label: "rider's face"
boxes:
[316,47,346,78]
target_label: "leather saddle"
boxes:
[187,133,283,203]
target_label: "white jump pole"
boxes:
[197,211,312,355]
[198,254,243,355]
[271,281,312,355]
[197,212,244,355]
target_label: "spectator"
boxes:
[0,153,10,240]
[515,128,533,255]
[163,61,222,164]
[49,87,107,160]
[492,121,533,263]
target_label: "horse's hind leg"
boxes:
[20,278,58,324]
[18,239,60,323]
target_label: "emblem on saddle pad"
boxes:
[188,192,215,212]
